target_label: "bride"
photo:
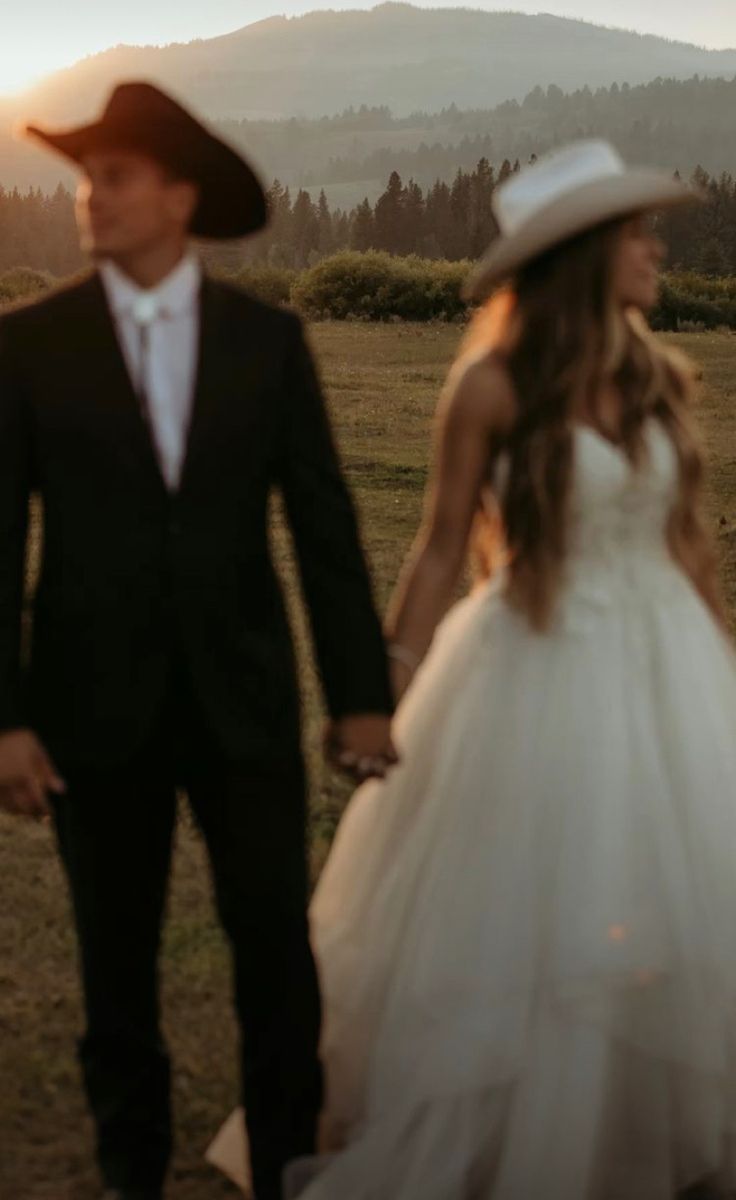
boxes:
[211,141,736,1200]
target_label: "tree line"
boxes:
[254,159,504,267]
[2,157,736,278]
[0,184,85,276]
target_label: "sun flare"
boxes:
[0,51,75,98]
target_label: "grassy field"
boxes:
[2,322,736,1199]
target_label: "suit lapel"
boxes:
[178,276,240,495]
[83,272,169,495]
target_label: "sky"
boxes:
[1,1,735,94]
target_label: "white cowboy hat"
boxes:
[464,139,700,301]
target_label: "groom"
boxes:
[0,83,395,1199]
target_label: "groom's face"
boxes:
[75,150,199,260]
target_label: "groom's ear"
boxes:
[163,171,200,231]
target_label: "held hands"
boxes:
[0,729,66,819]
[324,713,399,782]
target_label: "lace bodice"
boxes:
[493,421,684,631]
[568,421,676,565]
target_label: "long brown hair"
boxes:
[465,218,725,630]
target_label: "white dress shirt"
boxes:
[99,252,202,491]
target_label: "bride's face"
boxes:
[610,213,665,312]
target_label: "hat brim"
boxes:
[463,170,700,303]
[23,116,267,241]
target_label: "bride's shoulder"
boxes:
[442,349,517,438]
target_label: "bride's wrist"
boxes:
[387,641,422,676]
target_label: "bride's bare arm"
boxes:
[385,356,514,698]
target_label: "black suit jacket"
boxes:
[0,273,393,766]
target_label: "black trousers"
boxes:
[51,666,322,1199]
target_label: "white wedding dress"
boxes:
[210,420,736,1199]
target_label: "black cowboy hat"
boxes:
[24,81,268,240]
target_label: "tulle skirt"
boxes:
[210,567,736,1198]
[305,570,736,1198]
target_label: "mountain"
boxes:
[2,3,736,193]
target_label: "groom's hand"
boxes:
[324,714,398,782]
[0,729,66,820]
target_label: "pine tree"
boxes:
[374,171,406,254]
[449,168,472,259]
[424,180,453,258]
[317,189,335,256]
[351,198,375,251]
[333,210,351,250]
[403,179,425,255]
[291,190,320,268]
[260,179,293,266]
[468,157,495,259]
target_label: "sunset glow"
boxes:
[0,49,84,97]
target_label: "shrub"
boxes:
[652,273,736,332]
[229,264,296,306]
[676,319,707,334]
[291,256,736,330]
[4,258,736,332]
[291,251,471,321]
[0,267,53,302]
